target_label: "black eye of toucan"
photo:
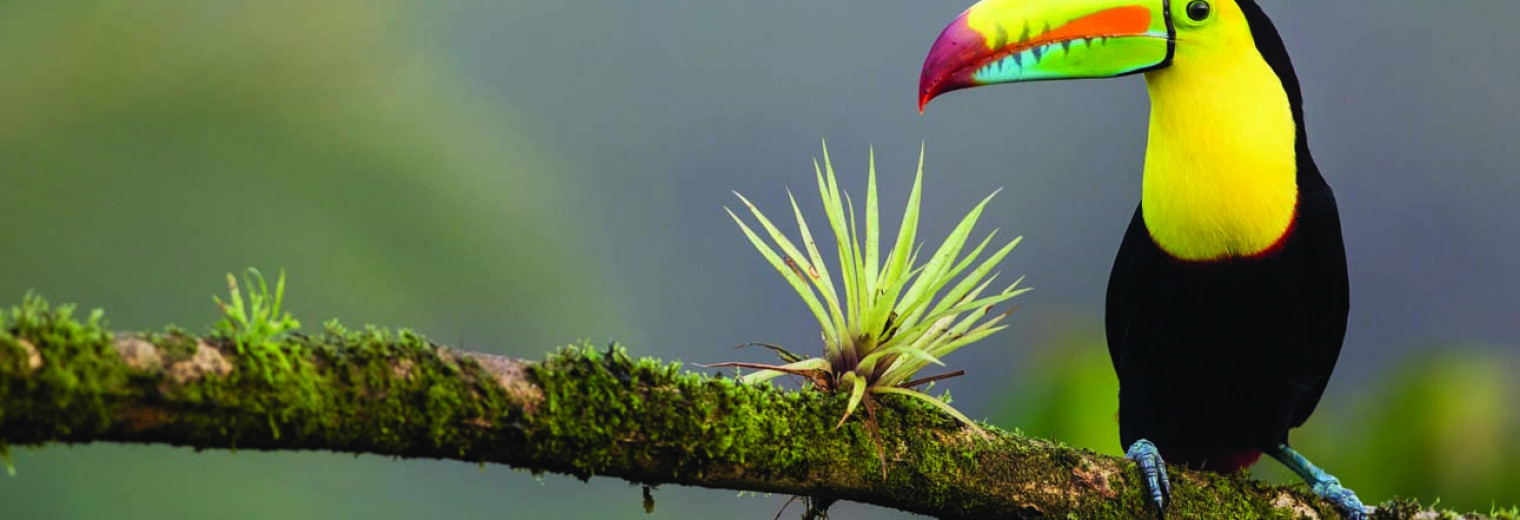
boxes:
[1185,0,1211,21]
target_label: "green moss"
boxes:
[0,293,517,461]
[519,342,1042,517]
[0,294,126,445]
[1144,471,1323,520]
[149,326,200,364]
[211,269,301,385]
[158,320,517,455]
[523,343,876,482]
[1361,498,1520,520]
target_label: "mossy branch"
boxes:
[0,300,1494,520]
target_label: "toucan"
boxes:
[918,0,1367,518]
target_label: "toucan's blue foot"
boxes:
[1311,478,1367,520]
[1266,443,1368,520]
[1125,439,1171,516]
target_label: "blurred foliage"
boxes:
[1292,348,1520,512]
[996,326,1120,457]
[0,0,612,342]
[998,326,1520,513]
[0,1,625,519]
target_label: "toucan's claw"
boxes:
[1266,443,1368,520]
[1312,476,1368,520]
[1125,439,1170,517]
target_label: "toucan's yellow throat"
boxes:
[1139,0,1297,261]
[920,0,1302,261]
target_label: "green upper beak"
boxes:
[919,0,1173,111]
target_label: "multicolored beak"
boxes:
[919,0,1173,112]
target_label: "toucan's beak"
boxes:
[919,0,1173,112]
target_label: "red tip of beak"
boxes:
[918,11,986,113]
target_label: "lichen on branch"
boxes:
[0,296,1497,519]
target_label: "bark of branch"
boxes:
[0,302,1483,519]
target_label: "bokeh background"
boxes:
[1,0,1517,518]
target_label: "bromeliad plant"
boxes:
[716,143,1025,434]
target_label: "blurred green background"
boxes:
[1,0,1516,518]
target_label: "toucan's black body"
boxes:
[1106,168,1348,471]
[1104,1,1348,472]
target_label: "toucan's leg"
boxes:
[1266,443,1367,520]
[1125,439,1171,515]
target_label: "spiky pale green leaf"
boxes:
[897,325,1007,381]
[870,147,923,336]
[870,386,984,431]
[883,319,1009,386]
[843,190,864,334]
[737,357,833,384]
[836,372,868,429]
[894,189,1001,330]
[856,342,945,380]
[945,279,1022,337]
[727,207,839,347]
[936,229,1001,299]
[890,280,1024,347]
[815,145,860,349]
[734,191,823,296]
[927,237,1022,319]
[786,190,847,344]
[887,273,997,346]
[864,149,881,321]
